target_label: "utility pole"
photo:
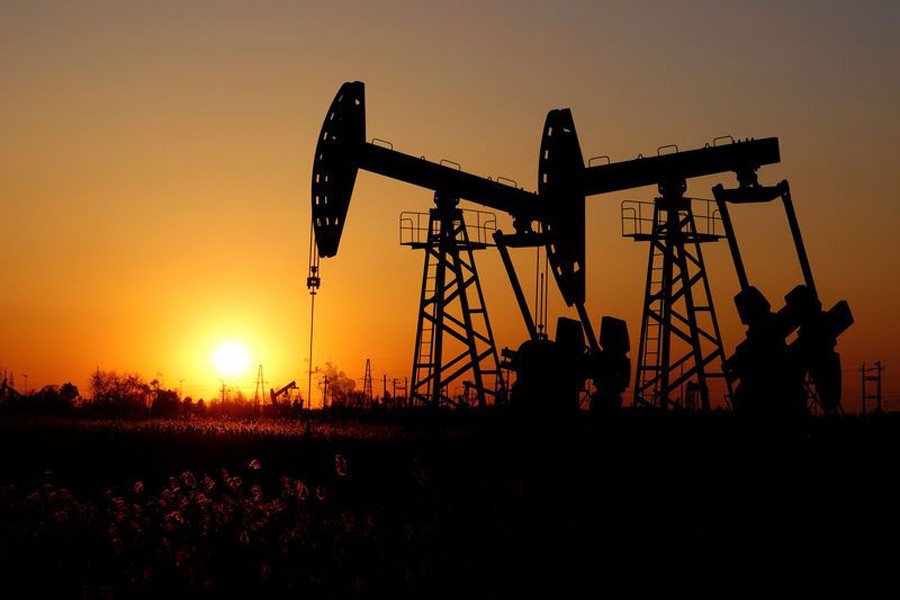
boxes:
[861,362,884,415]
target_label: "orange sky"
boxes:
[1,1,898,410]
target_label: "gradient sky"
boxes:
[1,1,898,409]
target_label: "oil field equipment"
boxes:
[310,81,852,416]
[311,82,629,409]
[269,380,297,407]
[533,110,782,410]
[712,179,853,416]
[399,205,502,407]
[535,109,852,413]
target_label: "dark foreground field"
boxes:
[1,412,899,598]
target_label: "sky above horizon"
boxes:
[2,1,898,410]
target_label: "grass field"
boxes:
[1,412,898,597]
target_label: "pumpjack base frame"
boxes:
[404,198,504,409]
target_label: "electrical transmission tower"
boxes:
[254,364,265,407]
[362,358,373,406]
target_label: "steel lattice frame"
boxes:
[632,195,733,410]
[408,202,503,408]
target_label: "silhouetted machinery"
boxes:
[0,378,20,400]
[501,316,631,413]
[269,380,297,407]
[534,110,759,410]
[311,81,852,416]
[312,81,630,410]
[712,180,853,416]
[536,107,852,413]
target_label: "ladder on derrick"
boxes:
[402,194,503,408]
[622,185,733,410]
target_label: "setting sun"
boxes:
[211,341,251,378]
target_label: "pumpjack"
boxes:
[0,378,20,400]
[533,109,779,410]
[269,380,298,407]
[712,180,853,416]
[311,81,852,416]
[311,81,630,410]
[535,107,852,413]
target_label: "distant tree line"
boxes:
[0,364,411,419]
[0,380,80,415]
[86,370,184,418]
[0,370,290,419]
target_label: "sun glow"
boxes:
[211,341,251,377]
